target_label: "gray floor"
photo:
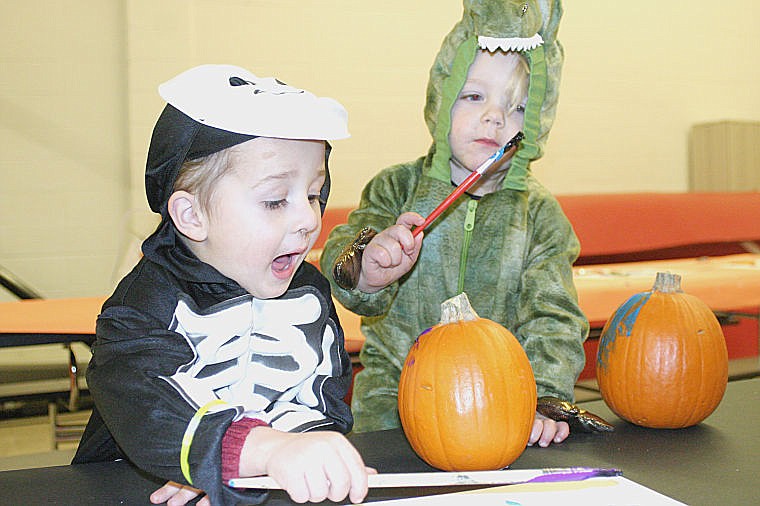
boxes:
[0,411,84,470]
[0,343,90,470]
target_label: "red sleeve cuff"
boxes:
[221,417,270,484]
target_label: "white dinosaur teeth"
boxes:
[478,34,544,52]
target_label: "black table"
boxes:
[1,378,757,505]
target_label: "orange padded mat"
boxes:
[0,295,364,353]
[3,254,760,353]
[574,253,760,325]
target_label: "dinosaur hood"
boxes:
[424,0,564,190]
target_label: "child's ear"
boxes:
[167,191,208,242]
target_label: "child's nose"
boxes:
[482,104,505,127]
[295,200,320,235]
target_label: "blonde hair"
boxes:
[505,50,530,115]
[173,148,234,215]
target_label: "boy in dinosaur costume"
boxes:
[321,0,590,446]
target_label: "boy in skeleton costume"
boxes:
[322,0,590,445]
[74,65,373,505]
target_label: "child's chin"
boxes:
[244,275,292,299]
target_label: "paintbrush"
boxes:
[228,467,621,489]
[412,131,524,237]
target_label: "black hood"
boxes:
[144,105,333,219]
[144,104,258,217]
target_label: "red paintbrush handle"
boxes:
[410,131,523,238]
[412,169,482,237]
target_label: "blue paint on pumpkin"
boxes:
[596,291,652,371]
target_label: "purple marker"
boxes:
[528,468,622,483]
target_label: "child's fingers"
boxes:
[321,459,352,502]
[553,421,571,443]
[150,481,206,506]
[527,417,569,448]
[363,241,395,269]
[275,468,311,504]
[333,440,370,504]
[302,467,331,503]
[283,440,368,504]
[284,480,310,504]
[537,418,557,447]
[366,231,407,268]
[387,224,422,256]
[527,417,543,446]
[394,214,425,249]
[150,482,182,504]
[166,488,206,506]
[396,211,425,228]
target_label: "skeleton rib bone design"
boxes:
[163,290,340,431]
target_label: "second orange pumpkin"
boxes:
[596,272,728,428]
[398,293,536,471]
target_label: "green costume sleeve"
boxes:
[321,160,437,433]
[320,159,424,316]
[512,189,588,400]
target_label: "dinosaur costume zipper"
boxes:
[457,198,479,293]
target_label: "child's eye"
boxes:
[459,92,483,102]
[264,199,287,210]
[308,194,321,204]
[515,104,526,113]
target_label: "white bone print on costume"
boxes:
[164,291,339,430]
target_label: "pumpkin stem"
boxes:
[652,272,683,293]
[440,292,480,324]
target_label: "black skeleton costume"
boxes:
[73,65,352,506]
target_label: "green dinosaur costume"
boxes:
[321,0,588,432]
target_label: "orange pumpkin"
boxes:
[398,293,536,471]
[596,272,728,428]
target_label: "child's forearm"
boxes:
[221,419,270,481]
[235,425,286,478]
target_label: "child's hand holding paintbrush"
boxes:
[333,132,524,291]
[412,131,523,237]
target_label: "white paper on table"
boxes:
[360,476,686,506]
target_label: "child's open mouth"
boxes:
[271,252,300,279]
